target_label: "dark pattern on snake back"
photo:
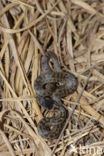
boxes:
[37,103,68,139]
[34,51,78,139]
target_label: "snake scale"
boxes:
[34,51,78,139]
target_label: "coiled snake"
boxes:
[34,51,78,139]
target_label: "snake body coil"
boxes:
[34,51,78,139]
[37,103,68,139]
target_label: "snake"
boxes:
[34,51,78,139]
[37,102,68,139]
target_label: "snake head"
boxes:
[60,72,78,94]
[66,73,78,94]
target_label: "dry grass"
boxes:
[0,0,104,156]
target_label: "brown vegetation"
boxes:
[0,0,104,156]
